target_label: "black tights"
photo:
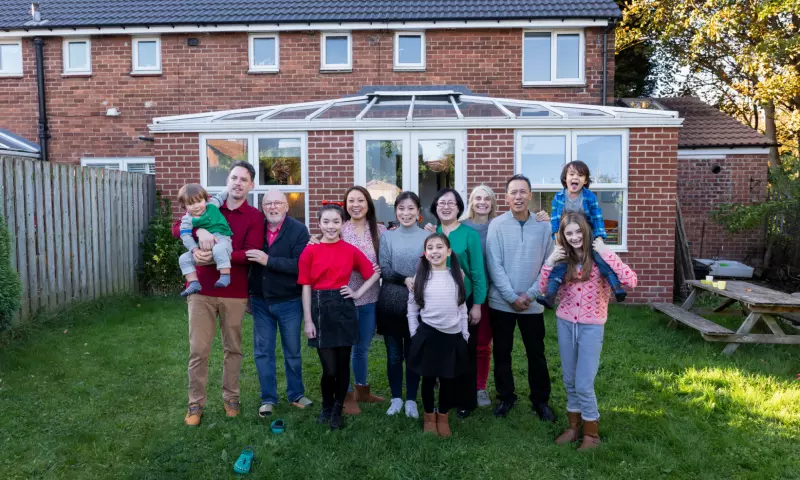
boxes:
[317,346,352,406]
[421,376,453,414]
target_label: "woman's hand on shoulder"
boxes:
[308,234,321,246]
[424,223,436,233]
[534,211,550,222]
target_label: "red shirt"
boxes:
[172,199,265,298]
[266,218,285,247]
[298,240,375,290]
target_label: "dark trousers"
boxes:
[317,346,351,407]
[385,334,420,401]
[421,376,454,414]
[490,309,551,405]
[454,321,479,411]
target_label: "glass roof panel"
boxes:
[412,101,457,119]
[316,100,369,120]
[502,104,558,117]
[217,111,271,121]
[457,100,507,118]
[555,106,611,117]
[362,101,410,120]
[270,106,324,120]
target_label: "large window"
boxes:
[80,157,155,174]
[321,32,352,71]
[522,30,584,85]
[517,129,627,250]
[0,40,23,77]
[200,134,308,224]
[394,31,425,71]
[132,37,161,74]
[249,33,279,73]
[63,38,91,75]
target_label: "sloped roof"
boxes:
[0,129,40,158]
[619,97,776,149]
[0,1,621,29]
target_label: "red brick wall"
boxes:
[466,129,515,199]
[307,130,355,233]
[153,132,200,216]
[677,154,768,266]
[0,27,614,163]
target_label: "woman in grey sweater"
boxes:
[377,191,429,419]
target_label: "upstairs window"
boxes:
[522,30,584,85]
[394,32,425,71]
[63,38,92,75]
[321,32,352,71]
[132,37,161,74]
[81,157,155,174]
[0,40,23,76]
[249,33,279,72]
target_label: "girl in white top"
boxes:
[406,233,469,438]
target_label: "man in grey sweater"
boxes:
[486,174,555,421]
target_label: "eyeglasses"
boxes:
[262,201,286,208]
[436,201,457,208]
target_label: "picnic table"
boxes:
[651,280,800,355]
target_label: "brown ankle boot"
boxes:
[423,413,437,434]
[343,391,361,415]
[578,420,601,451]
[436,412,452,438]
[555,412,582,445]
[354,384,385,403]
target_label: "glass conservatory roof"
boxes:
[150,91,682,133]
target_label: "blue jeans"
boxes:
[384,334,419,401]
[556,318,604,421]
[351,302,377,387]
[545,251,619,295]
[251,296,305,405]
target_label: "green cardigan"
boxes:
[437,223,487,305]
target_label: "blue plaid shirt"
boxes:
[550,188,607,239]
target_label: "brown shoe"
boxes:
[354,384,385,403]
[436,412,452,438]
[343,391,361,415]
[578,420,601,451]
[184,404,203,426]
[223,399,240,418]
[555,411,582,445]
[423,412,437,434]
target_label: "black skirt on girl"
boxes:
[309,289,359,349]
[407,322,469,379]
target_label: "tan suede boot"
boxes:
[436,412,452,438]
[354,384,385,403]
[423,413,437,434]
[343,391,361,415]
[555,411,582,445]
[578,420,601,451]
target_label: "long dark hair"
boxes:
[413,233,466,309]
[557,211,594,282]
[343,186,380,257]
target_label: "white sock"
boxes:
[386,398,403,415]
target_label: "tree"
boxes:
[613,0,658,97]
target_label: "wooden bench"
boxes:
[650,302,734,336]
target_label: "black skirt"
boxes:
[309,290,359,349]
[407,322,469,379]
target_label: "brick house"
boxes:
[0,0,683,303]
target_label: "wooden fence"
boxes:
[0,156,156,325]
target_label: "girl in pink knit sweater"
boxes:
[539,212,637,450]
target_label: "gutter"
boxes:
[33,37,49,162]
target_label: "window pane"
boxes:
[398,35,422,64]
[316,101,367,119]
[412,101,457,119]
[520,136,566,185]
[258,137,302,186]
[217,111,269,121]
[0,44,22,72]
[458,101,506,118]
[362,102,410,119]
[68,42,88,70]
[529,191,557,214]
[256,192,306,224]
[365,140,403,223]
[503,104,558,117]
[325,36,349,65]
[523,33,551,82]
[253,37,276,66]
[206,138,248,187]
[558,106,610,117]
[556,34,580,79]
[127,162,155,174]
[137,41,158,68]
[596,190,623,245]
[270,106,321,120]
[576,135,622,184]
[418,139,455,226]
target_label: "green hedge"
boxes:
[0,214,22,328]
[139,192,185,296]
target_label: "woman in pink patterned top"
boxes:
[539,212,637,451]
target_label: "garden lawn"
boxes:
[1,296,799,480]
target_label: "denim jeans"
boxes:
[250,296,305,405]
[546,251,618,291]
[384,334,419,401]
[351,302,377,387]
[556,318,604,421]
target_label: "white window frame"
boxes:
[522,29,585,86]
[320,32,352,71]
[248,33,280,73]
[253,133,307,189]
[0,39,23,77]
[80,157,155,174]
[131,36,162,75]
[515,129,628,251]
[393,31,425,71]
[63,37,92,75]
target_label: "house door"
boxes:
[355,131,466,226]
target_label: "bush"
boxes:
[0,214,22,328]
[139,191,185,296]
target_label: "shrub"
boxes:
[139,191,185,296]
[0,214,22,328]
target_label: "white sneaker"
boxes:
[477,390,491,407]
[386,398,403,415]
[404,400,419,419]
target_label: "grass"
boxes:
[0,295,799,480]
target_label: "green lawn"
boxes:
[1,296,799,479]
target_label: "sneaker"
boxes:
[456,408,471,419]
[184,404,203,426]
[404,400,419,419]
[224,399,240,418]
[477,390,491,407]
[258,403,274,418]
[533,403,557,423]
[290,396,313,409]
[493,400,516,418]
[386,398,403,415]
